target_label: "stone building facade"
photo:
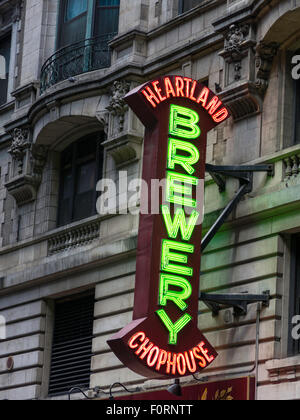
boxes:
[0,0,300,400]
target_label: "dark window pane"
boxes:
[62,169,73,199]
[58,134,102,226]
[76,161,96,194]
[65,0,87,21]
[0,33,11,106]
[179,0,200,13]
[59,14,87,47]
[94,0,120,37]
[58,0,87,48]
[98,0,120,5]
[73,191,95,221]
[77,136,98,160]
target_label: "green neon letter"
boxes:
[166,171,198,208]
[156,309,192,345]
[159,273,192,311]
[161,239,194,277]
[167,138,200,175]
[169,104,201,139]
[162,205,199,241]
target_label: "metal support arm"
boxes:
[199,291,270,316]
[202,163,274,252]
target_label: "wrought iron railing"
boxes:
[40,33,117,93]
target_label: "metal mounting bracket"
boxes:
[201,163,274,252]
[199,290,270,317]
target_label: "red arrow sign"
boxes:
[107,76,230,379]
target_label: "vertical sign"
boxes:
[108,76,230,378]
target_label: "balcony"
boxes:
[40,33,116,94]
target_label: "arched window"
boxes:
[57,133,104,227]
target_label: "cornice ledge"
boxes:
[212,0,276,31]
[212,0,254,31]
[109,29,147,48]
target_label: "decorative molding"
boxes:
[5,127,48,206]
[8,128,30,174]
[216,21,278,120]
[265,357,300,384]
[218,82,261,121]
[255,41,279,96]
[107,80,131,131]
[96,110,109,135]
[224,23,250,61]
[48,220,100,255]
[102,134,143,168]
[103,80,144,167]
[283,154,300,181]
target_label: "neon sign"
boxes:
[108,76,230,378]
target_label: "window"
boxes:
[57,133,103,227]
[0,33,11,106]
[48,293,95,396]
[178,0,200,14]
[57,0,120,49]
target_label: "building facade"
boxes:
[0,0,300,400]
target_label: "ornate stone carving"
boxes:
[5,127,48,205]
[107,80,131,131]
[96,110,109,135]
[31,144,48,175]
[215,20,278,120]
[8,128,30,174]
[255,41,279,96]
[224,24,250,60]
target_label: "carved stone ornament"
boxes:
[106,80,131,131]
[217,22,278,120]
[8,128,31,175]
[224,24,250,60]
[96,110,109,135]
[255,41,279,96]
[5,128,48,205]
